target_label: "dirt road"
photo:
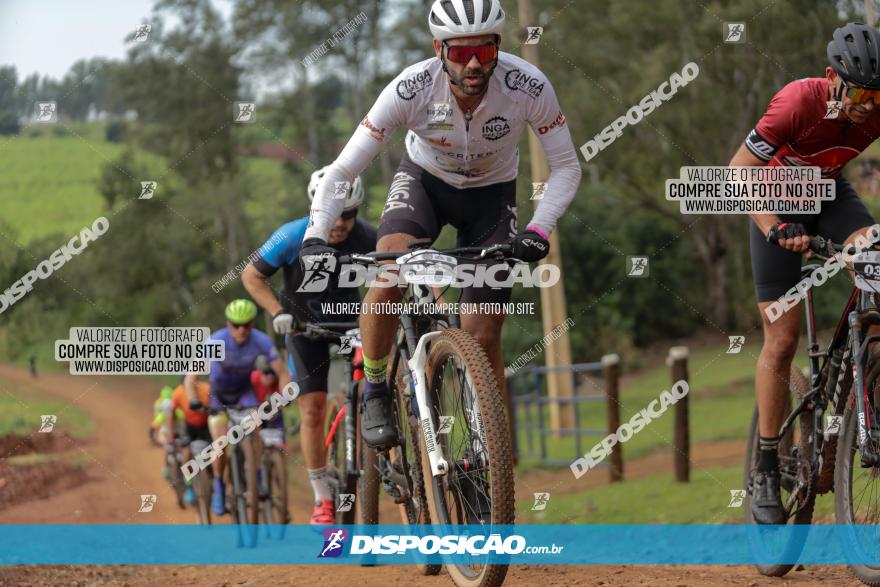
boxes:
[0,365,862,586]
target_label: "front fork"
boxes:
[848,311,880,466]
[407,330,447,476]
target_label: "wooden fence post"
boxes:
[601,353,622,482]
[668,346,690,482]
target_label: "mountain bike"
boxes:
[257,425,290,535]
[211,405,261,547]
[188,438,213,525]
[163,437,188,510]
[303,316,439,574]
[744,235,880,583]
[315,322,380,527]
[340,241,517,587]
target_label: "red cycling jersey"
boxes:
[250,370,279,404]
[745,77,880,178]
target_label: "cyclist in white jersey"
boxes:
[300,0,582,449]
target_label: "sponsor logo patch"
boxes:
[427,102,454,130]
[504,69,545,98]
[397,70,433,101]
[482,116,511,141]
[360,117,387,141]
[538,111,566,135]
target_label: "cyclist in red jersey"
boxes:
[730,22,880,524]
[250,355,284,433]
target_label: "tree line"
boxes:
[0,0,870,369]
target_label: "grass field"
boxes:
[0,375,93,438]
[512,335,797,472]
[517,462,838,524]
[0,128,122,245]
[0,122,291,246]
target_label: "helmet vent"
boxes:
[439,1,461,25]
[464,1,475,24]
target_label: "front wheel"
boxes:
[834,351,880,586]
[326,396,357,524]
[420,329,514,587]
[743,366,816,577]
[261,447,289,535]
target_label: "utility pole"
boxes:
[517,0,575,433]
[867,0,876,27]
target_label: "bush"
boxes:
[105,120,127,143]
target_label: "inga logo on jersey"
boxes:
[396,71,433,101]
[504,69,545,99]
[482,116,511,141]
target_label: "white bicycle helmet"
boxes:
[308,166,364,212]
[429,0,506,41]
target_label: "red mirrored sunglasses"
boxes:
[443,42,499,65]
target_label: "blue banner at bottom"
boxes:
[3,524,880,565]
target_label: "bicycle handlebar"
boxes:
[290,320,359,343]
[338,243,515,265]
[807,236,869,260]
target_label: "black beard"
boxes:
[456,70,488,95]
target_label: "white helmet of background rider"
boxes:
[428,0,506,41]
[308,166,364,212]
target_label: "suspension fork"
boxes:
[400,311,447,476]
[848,310,880,466]
[343,356,358,479]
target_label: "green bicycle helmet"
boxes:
[160,385,174,400]
[225,299,258,324]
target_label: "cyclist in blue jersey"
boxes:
[184,299,290,515]
[242,169,376,525]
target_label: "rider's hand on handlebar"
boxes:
[272,311,294,335]
[767,222,810,253]
[509,228,550,262]
[299,238,339,275]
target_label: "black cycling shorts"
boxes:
[377,151,518,305]
[750,176,875,302]
[184,423,211,444]
[287,333,330,395]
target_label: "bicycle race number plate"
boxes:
[853,251,880,293]
[396,250,458,286]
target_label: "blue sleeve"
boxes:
[253,218,308,276]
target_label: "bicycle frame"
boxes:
[778,261,880,478]
[341,243,512,478]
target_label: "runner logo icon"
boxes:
[39,414,57,433]
[319,528,349,558]
[138,495,157,512]
[298,253,337,293]
[728,489,745,507]
[525,27,543,44]
[337,494,355,512]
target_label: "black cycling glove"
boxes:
[509,230,550,262]
[300,238,338,268]
[766,222,807,245]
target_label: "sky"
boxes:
[0,0,233,80]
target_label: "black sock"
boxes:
[758,436,779,472]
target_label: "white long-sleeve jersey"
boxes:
[304,51,581,242]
